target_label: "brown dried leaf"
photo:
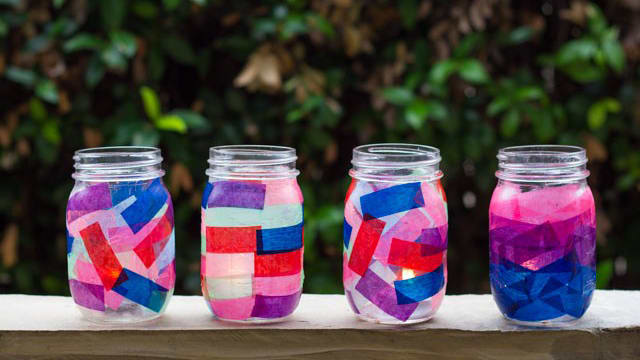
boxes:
[583,134,608,161]
[1,223,18,268]
[418,1,432,19]
[343,25,361,57]
[40,51,65,78]
[58,91,71,114]
[0,126,10,148]
[192,99,205,113]
[469,2,485,30]
[170,162,194,195]
[560,1,589,25]
[222,13,242,27]
[333,0,352,8]
[324,141,338,164]
[83,127,103,148]
[16,139,30,156]
[234,45,283,93]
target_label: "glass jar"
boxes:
[201,145,303,323]
[489,145,596,326]
[66,147,175,323]
[343,144,448,324]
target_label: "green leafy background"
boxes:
[0,0,638,295]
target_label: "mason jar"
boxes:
[201,145,303,323]
[66,146,175,323]
[343,143,448,324]
[489,145,596,326]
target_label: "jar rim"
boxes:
[74,146,162,168]
[208,145,297,166]
[72,146,164,181]
[496,145,589,182]
[350,143,442,182]
[352,143,441,168]
[206,145,299,179]
[497,145,587,169]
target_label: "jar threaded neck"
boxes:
[72,146,164,181]
[496,145,589,182]
[350,143,442,182]
[206,145,299,180]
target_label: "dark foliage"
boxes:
[0,0,638,295]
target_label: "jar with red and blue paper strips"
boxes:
[66,147,175,323]
[201,145,303,323]
[489,145,596,326]
[343,144,447,324]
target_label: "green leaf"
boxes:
[24,35,51,53]
[163,35,196,65]
[163,0,181,10]
[588,97,621,130]
[500,108,519,137]
[458,59,489,84]
[554,39,598,65]
[601,29,625,73]
[531,109,555,142]
[487,96,510,117]
[4,66,36,87]
[426,100,447,121]
[63,33,105,52]
[596,259,613,289]
[132,0,159,19]
[586,4,607,36]
[170,109,209,130]
[53,0,65,8]
[453,33,483,58]
[140,86,161,120]
[286,95,323,123]
[41,120,61,145]
[100,45,127,70]
[428,60,458,85]
[405,99,429,129]
[398,0,418,30]
[86,55,105,88]
[100,0,127,31]
[560,61,605,83]
[154,114,187,133]
[132,127,160,146]
[29,97,47,121]
[109,31,137,57]
[281,15,307,40]
[307,14,334,38]
[501,26,534,45]
[514,86,545,102]
[0,18,8,37]
[252,19,277,39]
[382,87,414,106]
[35,79,59,104]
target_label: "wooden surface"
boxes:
[0,291,639,359]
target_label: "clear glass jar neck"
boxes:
[206,145,299,180]
[349,143,443,183]
[72,146,164,182]
[496,145,589,183]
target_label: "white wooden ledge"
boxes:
[0,290,638,359]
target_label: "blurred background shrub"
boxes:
[0,0,638,295]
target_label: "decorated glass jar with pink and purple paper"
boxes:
[66,147,175,323]
[490,145,596,326]
[343,144,447,324]
[201,145,303,323]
